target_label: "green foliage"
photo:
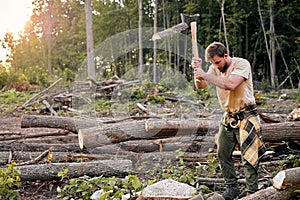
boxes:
[0,162,21,200]
[0,89,31,113]
[0,69,26,90]
[58,168,69,181]
[57,151,224,199]
[57,174,144,200]
[24,65,49,87]
[287,154,300,167]
[261,77,270,93]
[131,87,147,101]
[254,91,267,106]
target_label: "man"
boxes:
[192,42,266,199]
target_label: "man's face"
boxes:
[211,54,228,73]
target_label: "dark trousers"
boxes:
[216,123,258,192]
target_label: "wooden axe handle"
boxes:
[191,22,199,59]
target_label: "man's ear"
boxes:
[224,54,228,58]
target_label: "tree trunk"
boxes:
[153,0,157,83]
[16,160,132,181]
[138,0,143,78]
[85,0,96,83]
[257,0,275,88]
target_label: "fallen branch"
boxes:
[22,78,62,107]
[15,149,51,166]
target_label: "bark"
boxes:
[85,0,96,82]
[138,0,143,77]
[16,160,132,181]
[0,130,69,141]
[21,114,99,133]
[0,151,131,165]
[78,119,214,149]
[78,120,300,149]
[80,134,215,153]
[262,121,300,142]
[21,115,300,146]
[0,142,79,152]
[240,186,299,200]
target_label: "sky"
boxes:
[0,0,32,63]
[0,0,32,38]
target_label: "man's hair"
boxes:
[205,42,228,62]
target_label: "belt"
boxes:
[229,104,258,121]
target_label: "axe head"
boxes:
[152,13,200,41]
[180,13,200,25]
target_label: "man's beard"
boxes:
[220,60,229,73]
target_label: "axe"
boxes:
[152,14,199,38]
[190,21,199,59]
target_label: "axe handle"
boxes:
[191,22,199,59]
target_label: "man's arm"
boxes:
[194,68,245,90]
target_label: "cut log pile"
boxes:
[1,113,299,182]
[1,79,300,199]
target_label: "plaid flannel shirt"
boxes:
[239,115,266,170]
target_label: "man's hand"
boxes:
[192,57,205,81]
[192,57,202,69]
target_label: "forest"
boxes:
[0,0,300,200]
[0,0,299,91]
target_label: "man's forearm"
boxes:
[202,73,226,89]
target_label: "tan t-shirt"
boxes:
[207,57,256,113]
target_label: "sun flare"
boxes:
[0,0,32,38]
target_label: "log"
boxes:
[21,114,100,133]
[0,142,80,152]
[15,160,132,181]
[21,115,300,143]
[81,134,215,153]
[0,130,69,141]
[0,151,133,165]
[239,185,299,200]
[118,136,215,153]
[78,119,217,149]
[273,167,300,189]
[262,121,300,142]
[78,120,300,149]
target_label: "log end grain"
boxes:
[273,171,286,189]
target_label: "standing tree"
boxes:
[85,0,96,84]
[138,0,143,79]
[153,0,158,83]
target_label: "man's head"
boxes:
[205,42,229,73]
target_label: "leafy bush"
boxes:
[57,173,143,200]
[0,162,21,200]
[0,69,27,90]
[24,65,49,87]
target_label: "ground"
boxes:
[0,95,299,199]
